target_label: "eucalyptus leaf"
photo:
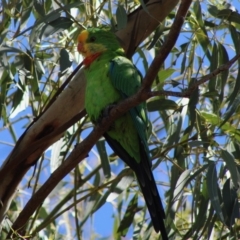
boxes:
[116,5,127,30]
[206,163,224,223]
[220,149,240,188]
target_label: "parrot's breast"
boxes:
[84,59,120,122]
[84,56,141,161]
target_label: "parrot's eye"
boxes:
[89,36,96,42]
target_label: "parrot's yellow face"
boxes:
[77,28,124,66]
[77,30,89,56]
[77,29,107,58]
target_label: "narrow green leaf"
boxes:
[35,51,54,59]
[199,112,221,126]
[158,68,175,82]
[116,5,127,30]
[147,98,178,112]
[220,149,240,188]
[59,48,72,73]
[0,70,8,119]
[227,25,240,109]
[188,140,205,147]
[96,139,111,179]
[17,1,33,31]
[229,25,240,59]
[227,140,240,160]
[200,111,240,142]
[10,86,29,119]
[35,59,45,74]
[191,2,211,60]
[186,195,209,237]
[23,49,41,99]
[202,90,219,98]
[173,170,191,201]
[206,163,224,222]
[117,194,140,236]
[217,43,229,102]
[147,25,164,49]
[0,46,26,54]
[34,0,45,17]
[193,1,204,28]
[38,206,48,219]
[222,178,239,227]
[208,5,220,18]
[164,117,177,149]
[113,216,121,240]
[188,78,199,125]
[180,42,189,74]
[18,2,82,39]
[208,5,240,25]
[208,42,218,92]
[40,17,73,38]
[11,88,24,113]
[223,94,240,126]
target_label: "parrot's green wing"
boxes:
[108,56,150,162]
[106,56,167,237]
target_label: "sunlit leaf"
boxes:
[147,98,178,112]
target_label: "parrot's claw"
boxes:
[102,103,117,117]
[97,103,117,124]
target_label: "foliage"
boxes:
[0,0,240,239]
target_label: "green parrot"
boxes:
[77,28,168,238]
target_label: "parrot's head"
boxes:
[77,28,124,64]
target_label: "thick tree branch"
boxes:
[117,0,180,57]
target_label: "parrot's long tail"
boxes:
[104,134,168,239]
[135,157,168,239]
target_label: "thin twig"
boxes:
[149,51,240,98]
[183,52,240,96]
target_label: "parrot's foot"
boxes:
[97,103,117,124]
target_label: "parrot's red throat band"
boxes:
[83,52,102,67]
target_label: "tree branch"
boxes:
[149,51,240,98]
[183,52,240,96]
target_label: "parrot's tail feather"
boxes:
[104,133,168,239]
[135,157,168,239]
